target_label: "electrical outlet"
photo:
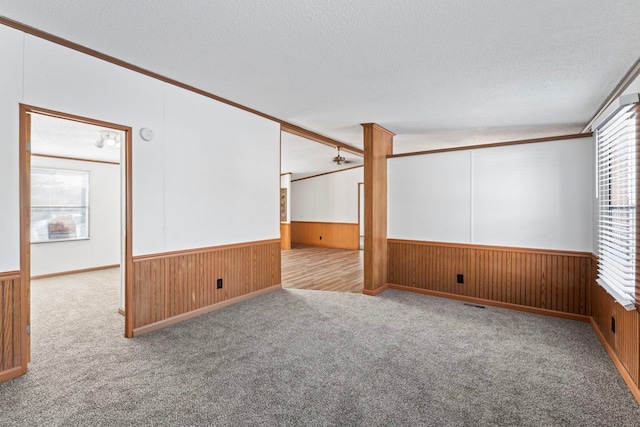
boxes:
[611,316,616,334]
[319,236,322,240]
[457,274,464,284]
[217,278,223,289]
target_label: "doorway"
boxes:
[279,131,364,293]
[19,105,134,372]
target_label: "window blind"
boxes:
[596,102,637,310]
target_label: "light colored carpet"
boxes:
[1,268,639,426]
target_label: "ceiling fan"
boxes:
[332,147,351,165]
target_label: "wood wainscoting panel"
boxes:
[388,240,591,316]
[0,272,23,382]
[280,223,291,250]
[615,304,640,386]
[291,221,359,250]
[592,282,639,388]
[131,240,281,332]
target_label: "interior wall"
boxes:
[387,137,596,325]
[388,137,594,252]
[290,167,363,249]
[30,156,120,277]
[0,25,23,272]
[0,25,280,262]
[291,167,363,223]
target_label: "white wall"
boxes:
[291,167,363,223]
[388,151,471,244]
[162,84,280,250]
[30,156,121,276]
[0,24,281,275]
[281,173,292,224]
[0,25,23,272]
[388,137,594,252]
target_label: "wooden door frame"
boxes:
[19,105,135,358]
[357,181,364,249]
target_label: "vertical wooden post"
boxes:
[362,123,394,295]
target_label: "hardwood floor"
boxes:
[282,244,363,293]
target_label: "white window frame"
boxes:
[30,167,90,244]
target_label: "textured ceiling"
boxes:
[31,114,122,163]
[2,0,640,155]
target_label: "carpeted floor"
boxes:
[1,268,639,426]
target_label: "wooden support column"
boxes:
[362,123,394,295]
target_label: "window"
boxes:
[31,168,90,243]
[596,99,638,310]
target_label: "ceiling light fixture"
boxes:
[95,130,121,149]
[332,147,346,165]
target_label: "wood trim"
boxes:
[590,318,640,405]
[280,223,291,250]
[388,133,593,159]
[280,172,292,176]
[0,271,20,281]
[363,284,388,296]
[118,307,125,317]
[20,104,131,131]
[357,182,364,240]
[291,222,359,250]
[591,252,598,319]
[132,238,281,262]
[582,57,640,133]
[19,105,30,369]
[124,114,134,339]
[0,366,25,383]
[31,153,120,165]
[133,284,282,336]
[361,123,396,137]
[281,124,363,156]
[290,165,364,182]
[636,104,640,307]
[0,17,358,156]
[292,221,358,227]
[362,123,393,292]
[388,284,591,322]
[388,239,593,258]
[30,264,120,280]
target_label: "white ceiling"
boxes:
[31,114,122,163]
[2,1,640,162]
